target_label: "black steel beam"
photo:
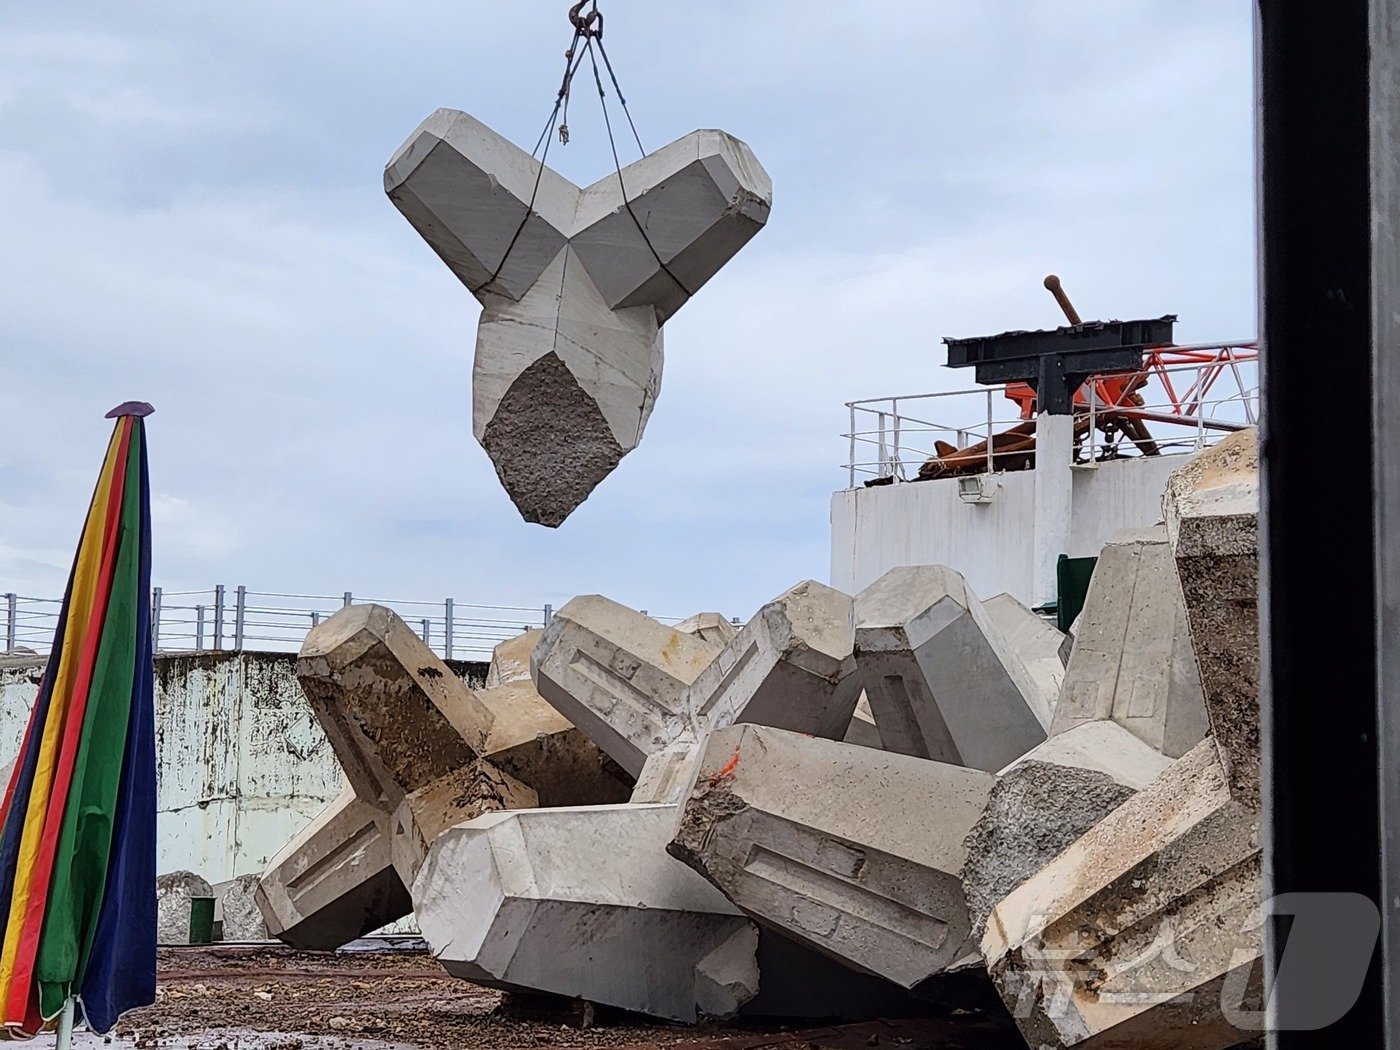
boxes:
[942,316,1175,414]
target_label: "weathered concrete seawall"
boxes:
[0,651,488,883]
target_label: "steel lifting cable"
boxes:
[481,0,691,302]
[583,36,692,300]
[473,16,591,294]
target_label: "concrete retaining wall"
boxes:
[0,651,488,884]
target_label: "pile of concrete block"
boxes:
[256,434,1263,1046]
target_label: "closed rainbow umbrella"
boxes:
[0,403,157,1039]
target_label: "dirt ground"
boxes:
[69,945,1022,1050]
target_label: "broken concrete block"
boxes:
[963,758,1135,940]
[685,580,863,743]
[262,604,623,952]
[964,729,1161,939]
[675,612,738,648]
[414,802,759,1022]
[969,722,1173,939]
[485,628,542,687]
[630,740,702,805]
[389,759,537,888]
[476,679,633,806]
[386,109,772,526]
[983,592,1065,717]
[256,789,411,951]
[1050,526,1210,760]
[296,604,493,806]
[214,874,270,942]
[854,566,1048,771]
[157,871,214,945]
[842,692,883,750]
[1165,429,1260,809]
[669,724,995,988]
[535,583,862,779]
[1001,719,1173,791]
[982,740,1262,1049]
[531,595,719,777]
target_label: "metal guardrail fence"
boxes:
[0,589,550,661]
[0,590,730,661]
[842,347,1260,488]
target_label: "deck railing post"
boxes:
[213,585,225,650]
[234,585,247,651]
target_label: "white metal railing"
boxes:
[0,589,547,662]
[842,346,1259,488]
[0,590,737,662]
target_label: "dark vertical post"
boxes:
[1258,0,1382,1043]
[1373,0,1400,1040]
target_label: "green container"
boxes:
[188,896,215,945]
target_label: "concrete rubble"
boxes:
[385,109,772,526]
[257,603,626,949]
[214,873,270,942]
[981,435,1264,1048]
[251,435,1263,1042]
[676,611,739,647]
[484,627,542,687]
[983,592,1066,717]
[669,723,994,987]
[414,802,758,1022]
[1164,428,1260,809]
[853,565,1049,770]
[982,740,1262,1049]
[1050,525,1210,759]
[533,581,862,778]
[531,594,720,778]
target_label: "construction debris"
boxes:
[853,565,1049,770]
[1164,428,1260,808]
[982,740,1262,1049]
[484,628,542,687]
[215,873,270,942]
[532,594,720,777]
[1050,525,1210,759]
[258,603,624,949]
[385,110,771,526]
[676,612,740,647]
[669,723,994,987]
[414,802,760,1022]
[245,432,1264,1043]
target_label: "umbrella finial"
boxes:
[105,402,155,419]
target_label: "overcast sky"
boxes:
[0,1,1254,626]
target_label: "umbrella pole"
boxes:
[55,997,75,1049]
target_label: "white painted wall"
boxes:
[0,651,486,885]
[830,454,1184,603]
